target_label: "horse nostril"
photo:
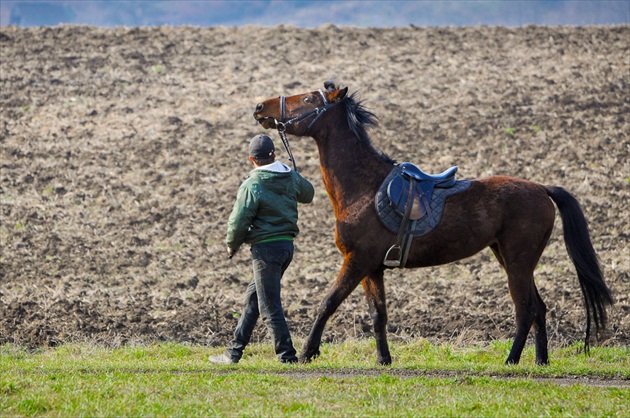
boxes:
[255,102,264,113]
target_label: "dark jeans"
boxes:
[227,240,297,363]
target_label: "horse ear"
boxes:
[324,80,336,92]
[329,87,348,102]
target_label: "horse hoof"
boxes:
[298,347,320,364]
[377,354,392,366]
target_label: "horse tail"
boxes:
[545,185,614,353]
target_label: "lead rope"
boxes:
[276,122,297,172]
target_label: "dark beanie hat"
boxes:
[249,134,275,159]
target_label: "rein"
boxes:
[274,89,336,171]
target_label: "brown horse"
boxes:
[253,81,613,365]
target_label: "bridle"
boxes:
[275,89,333,133]
[274,89,337,171]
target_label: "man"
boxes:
[210,134,315,364]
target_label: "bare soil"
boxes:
[0,25,628,353]
[221,369,630,388]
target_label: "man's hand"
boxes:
[227,247,237,259]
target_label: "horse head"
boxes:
[253,81,348,135]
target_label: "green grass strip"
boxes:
[1,340,628,417]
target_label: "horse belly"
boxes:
[406,212,498,268]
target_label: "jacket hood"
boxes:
[249,161,294,194]
[253,161,291,173]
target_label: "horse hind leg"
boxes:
[504,266,538,365]
[492,243,549,365]
[361,270,391,365]
[533,286,548,365]
[506,280,548,365]
[492,242,533,363]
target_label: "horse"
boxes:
[253,81,613,366]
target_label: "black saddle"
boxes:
[375,162,470,268]
[387,163,458,220]
[400,162,458,186]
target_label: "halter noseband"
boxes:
[274,89,336,171]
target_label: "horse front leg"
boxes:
[299,256,365,363]
[362,270,392,365]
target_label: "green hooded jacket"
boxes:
[226,161,315,252]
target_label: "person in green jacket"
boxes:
[210,134,315,364]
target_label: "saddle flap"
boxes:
[375,164,472,243]
[386,176,426,220]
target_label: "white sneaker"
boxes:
[209,353,238,364]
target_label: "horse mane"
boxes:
[339,90,396,164]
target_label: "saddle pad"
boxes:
[375,165,472,237]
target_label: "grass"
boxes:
[1,340,628,417]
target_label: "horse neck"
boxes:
[311,115,392,216]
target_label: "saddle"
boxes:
[387,163,458,221]
[375,163,471,268]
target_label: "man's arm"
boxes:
[295,172,315,204]
[225,184,258,255]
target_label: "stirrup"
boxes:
[383,245,402,267]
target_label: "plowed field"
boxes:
[1,25,628,350]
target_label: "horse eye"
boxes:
[303,96,312,103]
